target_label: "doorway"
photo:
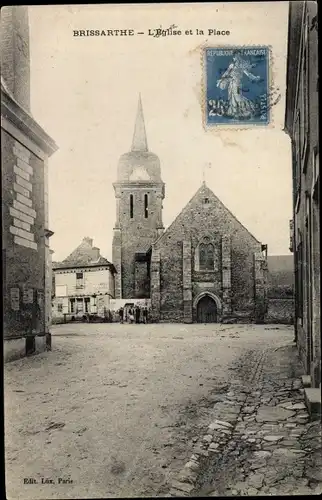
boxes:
[197,295,218,323]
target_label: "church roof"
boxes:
[153,182,261,247]
[131,94,148,152]
[116,95,163,184]
[54,237,115,270]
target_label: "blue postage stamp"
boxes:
[204,46,270,126]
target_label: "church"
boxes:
[112,97,268,323]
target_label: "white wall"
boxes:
[55,267,114,297]
[109,298,151,311]
[53,267,115,318]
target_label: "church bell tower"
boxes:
[112,95,165,299]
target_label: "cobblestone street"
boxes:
[169,343,322,497]
[4,323,321,498]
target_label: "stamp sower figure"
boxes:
[217,52,261,119]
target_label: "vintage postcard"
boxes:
[2,2,320,500]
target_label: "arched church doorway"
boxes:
[196,294,218,323]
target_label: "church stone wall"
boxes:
[113,183,164,299]
[159,239,184,322]
[154,184,263,322]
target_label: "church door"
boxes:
[197,295,218,323]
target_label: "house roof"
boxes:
[53,237,115,271]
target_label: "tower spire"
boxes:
[131,93,148,152]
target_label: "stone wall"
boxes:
[150,250,161,321]
[2,116,57,361]
[266,298,295,324]
[182,240,192,323]
[285,1,320,387]
[112,183,164,299]
[1,6,30,110]
[153,184,264,322]
[2,131,46,339]
[159,239,183,322]
[112,228,122,298]
[1,5,57,361]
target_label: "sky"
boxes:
[28,2,292,262]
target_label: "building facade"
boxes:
[112,97,268,323]
[1,6,58,361]
[52,237,116,320]
[285,1,320,388]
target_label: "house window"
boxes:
[204,197,210,204]
[199,242,215,271]
[76,272,84,289]
[57,303,63,312]
[130,194,134,219]
[144,194,148,218]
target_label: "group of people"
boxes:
[118,305,148,324]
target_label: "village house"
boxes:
[284,2,320,410]
[52,237,116,321]
[1,6,58,361]
[112,96,268,323]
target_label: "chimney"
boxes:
[1,6,31,111]
[92,247,100,260]
[82,237,93,246]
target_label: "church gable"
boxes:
[154,183,261,249]
[150,183,264,323]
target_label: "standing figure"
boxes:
[217,52,261,118]
[142,307,148,324]
[119,307,124,324]
[135,306,140,324]
[128,307,135,324]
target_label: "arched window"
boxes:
[144,194,148,218]
[199,242,214,270]
[130,194,134,219]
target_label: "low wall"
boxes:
[266,298,294,324]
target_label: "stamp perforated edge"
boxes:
[200,44,278,131]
